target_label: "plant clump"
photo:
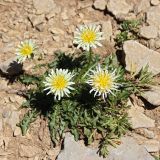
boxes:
[16,23,153,157]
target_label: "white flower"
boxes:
[16,40,37,63]
[44,69,75,100]
[86,65,120,101]
[73,24,104,51]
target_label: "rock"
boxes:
[35,23,45,32]
[93,0,107,10]
[136,128,155,139]
[0,57,22,76]
[149,39,156,49]
[61,10,69,20]
[155,39,160,48]
[140,26,158,39]
[142,85,160,106]
[7,111,19,131]
[107,0,133,19]
[28,14,45,27]
[107,136,155,160]
[0,79,9,91]
[45,6,61,20]
[150,0,160,6]
[123,40,160,75]
[146,5,160,27]
[14,126,21,136]
[127,100,155,129]
[143,140,160,152]
[77,1,92,9]
[33,0,57,14]
[57,133,154,160]
[0,119,2,131]
[57,133,104,160]
[19,144,42,158]
[134,0,150,13]
[49,27,65,35]
[101,20,112,41]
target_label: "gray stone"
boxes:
[107,136,155,160]
[150,0,160,6]
[0,57,22,76]
[57,133,104,160]
[57,133,154,160]
[140,26,158,39]
[33,0,57,14]
[101,20,112,41]
[142,85,160,106]
[146,5,160,27]
[123,40,160,75]
[93,0,107,10]
[134,0,150,13]
[136,128,155,139]
[107,0,133,18]
[143,140,160,152]
[127,100,155,129]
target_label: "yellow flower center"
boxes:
[93,73,112,91]
[52,75,67,90]
[81,29,96,43]
[20,44,33,56]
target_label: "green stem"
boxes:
[75,49,92,83]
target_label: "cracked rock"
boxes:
[134,0,150,13]
[127,100,155,129]
[140,25,158,39]
[107,0,133,19]
[123,40,160,75]
[142,85,160,106]
[57,133,155,160]
[146,5,160,27]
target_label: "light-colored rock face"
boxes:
[143,140,160,153]
[93,0,107,10]
[101,20,112,41]
[127,100,155,129]
[28,14,45,27]
[123,40,160,75]
[150,0,160,6]
[107,137,155,160]
[57,133,155,160]
[33,0,57,14]
[134,0,150,13]
[142,85,160,106]
[146,5,160,28]
[107,0,133,18]
[140,25,158,39]
[57,133,104,160]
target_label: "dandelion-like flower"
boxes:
[44,69,75,100]
[86,65,120,101]
[73,24,104,51]
[16,40,37,63]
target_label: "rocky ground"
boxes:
[0,0,160,159]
